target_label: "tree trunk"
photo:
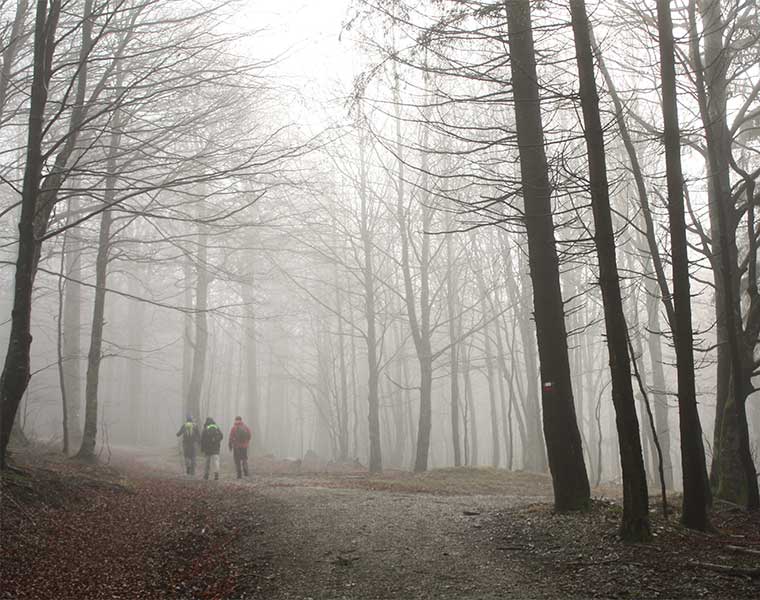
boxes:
[690,0,759,510]
[77,76,122,460]
[657,0,712,529]
[570,0,650,541]
[394,72,435,473]
[127,268,144,445]
[505,0,590,510]
[0,0,60,468]
[76,206,113,461]
[446,230,462,467]
[186,218,209,422]
[503,240,546,471]
[242,278,260,444]
[359,129,382,473]
[463,344,478,466]
[646,280,674,489]
[472,242,500,467]
[334,270,350,462]
[62,198,83,448]
[56,229,69,455]
[0,0,30,121]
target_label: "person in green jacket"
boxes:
[176,415,200,475]
[200,417,224,480]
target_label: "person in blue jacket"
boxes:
[176,415,200,475]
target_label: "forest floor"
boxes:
[1,444,759,599]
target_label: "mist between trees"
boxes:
[0,0,757,542]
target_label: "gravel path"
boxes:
[231,476,563,600]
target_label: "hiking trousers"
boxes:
[233,447,249,478]
[183,449,196,475]
[204,454,220,479]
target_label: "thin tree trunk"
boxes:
[127,268,144,445]
[334,271,350,461]
[56,229,69,455]
[186,216,209,421]
[463,340,478,466]
[472,242,500,467]
[62,198,83,448]
[77,208,108,459]
[0,0,30,121]
[646,280,674,489]
[570,0,650,540]
[394,72,434,473]
[242,277,259,442]
[503,240,546,471]
[446,230,462,467]
[359,129,382,473]
[77,76,122,460]
[657,0,712,530]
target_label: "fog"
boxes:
[1,0,758,506]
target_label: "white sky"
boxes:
[243,1,359,83]
[239,0,365,131]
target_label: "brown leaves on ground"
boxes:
[1,451,256,600]
[2,448,759,600]
[479,499,760,599]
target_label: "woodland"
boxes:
[0,0,759,598]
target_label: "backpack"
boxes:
[183,422,196,440]
[234,424,251,444]
[208,425,223,444]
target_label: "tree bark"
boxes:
[186,216,209,422]
[446,229,462,467]
[77,207,112,461]
[472,240,501,467]
[359,129,382,473]
[570,0,651,541]
[62,197,83,448]
[646,280,674,489]
[393,71,435,473]
[505,0,590,510]
[242,277,260,444]
[656,0,712,530]
[77,73,122,460]
[0,0,60,468]
[689,0,759,510]
[0,0,30,121]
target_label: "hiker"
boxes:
[228,416,252,479]
[176,415,200,475]
[200,417,224,480]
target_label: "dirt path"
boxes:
[130,445,563,598]
[3,447,759,599]
[232,477,559,599]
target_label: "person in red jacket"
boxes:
[228,416,252,479]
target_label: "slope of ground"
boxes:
[1,446,758,599]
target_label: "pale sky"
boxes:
[243,1,358,82]
[241,0,363,130]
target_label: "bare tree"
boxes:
[656,0,711,530]
[569,0,650,541]
[505,0,590,511]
